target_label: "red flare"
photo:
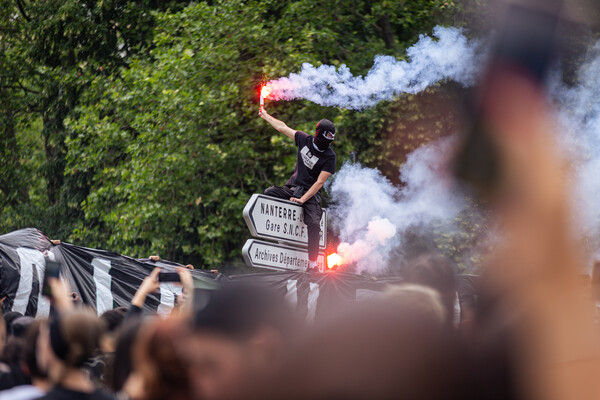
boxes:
[327,253,343,269]
[261,85,271,99]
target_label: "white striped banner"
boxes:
[92,258,113,315]
[12,248,37,314]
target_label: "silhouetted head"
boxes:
[405,253,457,325]
[188,283,293,400]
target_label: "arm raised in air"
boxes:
[259,108,296,140]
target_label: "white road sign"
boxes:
[243,194,326,249]
[242,239,326,272]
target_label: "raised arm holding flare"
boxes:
[259,108,296,139]
[259,107,337,272]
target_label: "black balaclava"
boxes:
[314,119,335,151]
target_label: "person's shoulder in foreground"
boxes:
[37,386,114,400]
[0,384,44,400]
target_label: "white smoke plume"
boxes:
[266,26,482,110]
[328,138,470,275]
[325,31,600,275]
[337,217,396,265]
[549,43,600,260]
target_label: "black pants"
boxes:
[264,185,322,261]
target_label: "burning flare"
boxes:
[260,85,271,99]
[327,252,343,269]
[260,85,271,108]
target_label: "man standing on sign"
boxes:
[259,107,336,272]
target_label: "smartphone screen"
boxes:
[158,272,181,283]
[42,260,61,297]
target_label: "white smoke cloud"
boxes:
[337,217,396,265]
[549,43,600,259]
[324,31,600,275]
[267,26,482,110]
[328,138,470,275]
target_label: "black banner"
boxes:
[0,228,217,316]
[0,228,401,318]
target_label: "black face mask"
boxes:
[314,134,332,151]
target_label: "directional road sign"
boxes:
[243,194,326,249]
[242,239,326,272]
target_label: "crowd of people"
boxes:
[0,238,599,400]
[0,254,468,400]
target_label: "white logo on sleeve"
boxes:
[300,146,319,169]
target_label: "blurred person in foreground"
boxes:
[82,308,127,391]
[0,316,29,390]
[122,317,193,400]
[403,253,457,327]
[0,320,50,400]
[259,107,336,272]
[451,2,600,399]
[2,312,24,342]
[0,315,4,371]
[247,294,476,400]
[37,278,114,400]
[106,267,176,396]
[119,266,195,400]
[0,311,25,383]
[250,279,474,400]
[10,317,34,339]
[99,308,127,355]
[185,283,294,400]
[0,337,27,390]
[384,283,447,325]
[109,319,142,395]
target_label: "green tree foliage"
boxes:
[0,0,185,237]
[2,0,488,269]
[64,0,464,267]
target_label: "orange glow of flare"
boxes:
[327,253,343,269]
[260,85,271,99]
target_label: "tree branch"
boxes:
[345,7,383,35]
[378,16,395,50]
[15,0,32,22]
[0,84,40,94]
[18,81,40,94]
